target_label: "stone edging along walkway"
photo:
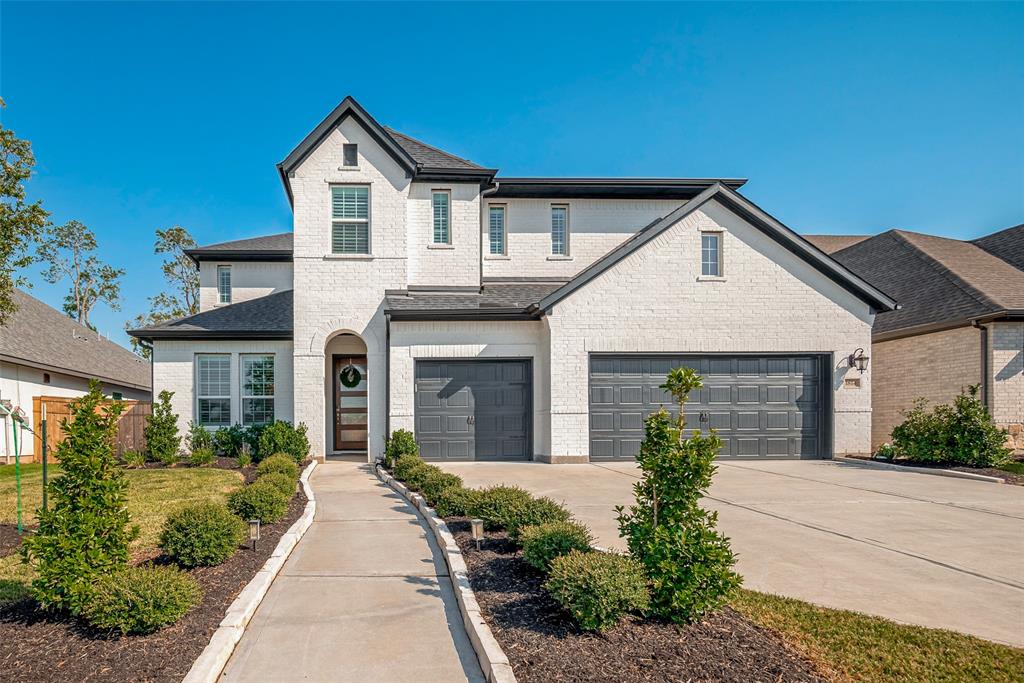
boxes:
[183,460,318,683]
[375,464,518,683]
[833,455,1006,483]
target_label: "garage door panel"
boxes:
[589,354,826,460]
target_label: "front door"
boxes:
[333,355,368,451]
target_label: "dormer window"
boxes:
[432,191,451,244]
[343,143,358,167]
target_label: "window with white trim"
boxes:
[241,354,275,426]
[331,186,370,254]
[196,355,231,427]
[551,205,569,256]
[217,265,231,304]
[701,232,722,276]
[432,191,450,244]
[488,205,506,255]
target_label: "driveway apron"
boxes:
[222,461,484,683]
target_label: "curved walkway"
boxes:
[223,461,484,682]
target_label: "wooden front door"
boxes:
[333,355,368,451]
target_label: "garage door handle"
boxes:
[467,416,475,425]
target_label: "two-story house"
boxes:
[130,96,897,462]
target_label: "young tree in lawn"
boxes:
[22,380,136,614]
[145,389,182,465]
[37,219,124,328]
[127,226,199,357]
[0,97,49,325]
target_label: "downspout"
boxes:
[479,180,500,288]
[385,312,391,445]
[972,321,990,408]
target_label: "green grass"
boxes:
[0,464,243,602]
[997,460,1024,476]
[733,589,1024,682]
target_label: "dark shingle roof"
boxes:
[1,289,150,390]
[832,229,1024,335]
[384,127,486,171]
[803,234,870,254]
[972,224,1024,271]
[385,284,561,319]
[186,233,293,262]
[130,290,293,339]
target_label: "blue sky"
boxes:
[2,1,1022,347]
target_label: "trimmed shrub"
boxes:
[146,390,181,465]
[189,447,215,466]
[617,368,741,624]
[402,461,438,492]
[433,486,480,518]
[259,472,297,498]
[472,485,534,531]
[228,480,289,523]
[121,450,145,469]
[22,381,135,614]
[83,566,201,634]
[545,550,650,632]
[237,449,253,468]
[891,386,1011,467]
[256,453,300,480]
[521,521,594,571]
[257,420,310,463]
[420,471,463,506]
[392,453,426,481]
[385,429,418,469]
[213,425,247,457]
[160,502,246,567]
[187,421,213,453]
[503,496,572,542]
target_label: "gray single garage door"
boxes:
[415,359,531,461]
[589,354,828,460]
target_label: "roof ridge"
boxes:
[888,231,1000,312]
[384,126,484,169]
[971,222,1024,244]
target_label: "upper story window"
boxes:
[432,191,451,244]
[343,143,358,167]
[241,354,275,426]
[488,205,506,255]
[217,265,232,304]
[551,205,569,256]
[332,186,370,254]
[196,354,231,427]
[701,232,722,276]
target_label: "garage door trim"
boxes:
[587,352,834,460]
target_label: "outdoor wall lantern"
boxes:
[248,519,261,551]
[848,348,869,374]
[470,518,484,551]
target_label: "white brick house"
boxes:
[131,96,897,463]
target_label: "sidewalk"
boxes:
[222,461,484,682]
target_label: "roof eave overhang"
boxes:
[490,177,747,199]
[385,308,539,322]
[128,329,293,342]
[0,353,151,393]
[414,167,498,185]
[186,249,293,265]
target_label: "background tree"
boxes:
[0,97,49,325]
[37,219,124,327]
[127,226,199,357]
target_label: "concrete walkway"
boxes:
[223,461,484,683]
[441,459,1024,646]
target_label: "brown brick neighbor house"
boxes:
[807,224,1024,451]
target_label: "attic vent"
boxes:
[343,143,358,167]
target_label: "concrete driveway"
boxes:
[439,459,1024,646]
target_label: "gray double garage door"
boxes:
[414,354,829,461]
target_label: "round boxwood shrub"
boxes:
[256,420,310,463]
[83,565,202,634]
[256,453,300,480]
[259,472,297,498]
[420,471,462,504]
[392,454,426,481]
[545,550,650,632]
[433,486,480,518]
[401,462,438,492]
[472,485,534,531]
[228,480,290,523]
[160,502,247,567]
[503,496,572,541]
[521,521,594,571]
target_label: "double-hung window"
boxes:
[196,355,231,427]
[551,205,569,256]
[488,205,506,255]
[241,354,275,426]
[432,191,451,244]
[701,232,722,276]
[217,265,231,304]
[332,186,370,254]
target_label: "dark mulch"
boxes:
[847,454,1024,485]
[0,490,307,683]
[0,525,25,559]
[449,520,826,683]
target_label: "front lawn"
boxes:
[733,590,1024,683]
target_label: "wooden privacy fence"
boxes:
[32,396,152,461]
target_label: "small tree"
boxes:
[126,226,199,357]
[37,219,124,327]
[22,380,135,614]
[145,390,181,465]
[616,367,741,623]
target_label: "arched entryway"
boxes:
[324,332,369,454]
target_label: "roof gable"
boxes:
[538,184,898,313]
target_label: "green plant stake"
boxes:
[41,402,48,512]
[13,414,22,534]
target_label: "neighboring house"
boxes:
[0,289,152,460]
[808,226,1024,450]
[130,96,896,463]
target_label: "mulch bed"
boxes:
[0,489,307,682]
[0,525,26,560]
[846,454,1024,486]
[449,520,826,683]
